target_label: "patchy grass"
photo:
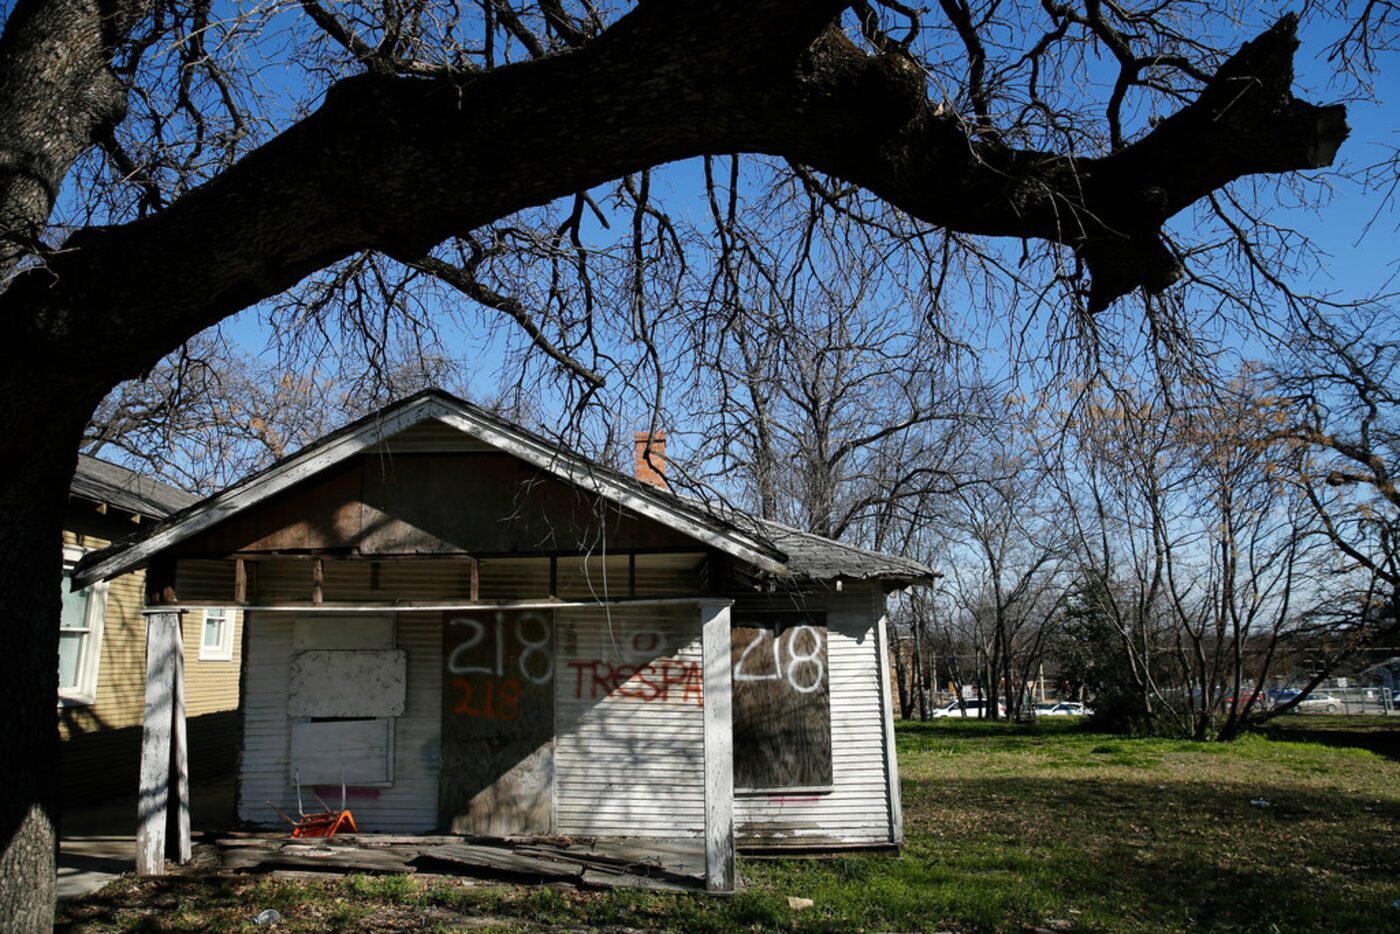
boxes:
[58,719,1400,932]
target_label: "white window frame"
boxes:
[199,607,235,661]
[59,544,108,707]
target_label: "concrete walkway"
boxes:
[58,777,236,900]
[58,835,135,900]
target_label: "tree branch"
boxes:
[0,1,1346,404]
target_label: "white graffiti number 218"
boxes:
[733,624,824,693]
[447,612,554,685]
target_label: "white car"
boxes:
[930,700,1006,718]
[1293,692,1341,713]
[1039,702,1093,717]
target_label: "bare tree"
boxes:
[85,331,473,493]
[1268,309,1400,681]
[939,430,1072,720]
[1052,376,1334,738]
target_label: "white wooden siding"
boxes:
[733,588,896,847]
[235,582,895,844]
[554,605,707,837]
[238,611,441,832]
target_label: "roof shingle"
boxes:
[71,455,199,520]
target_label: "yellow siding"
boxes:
[181,606,244,716]
[60,527,148,736]
[60,516,245,801]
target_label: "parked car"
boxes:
[1222,690,1265,710]
[930,700,1006,718]
[1292,691,1341,713]
[1040,701,1093,717]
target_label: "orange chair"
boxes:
[269,768,358,839]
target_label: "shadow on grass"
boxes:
[1255,716,1400,762]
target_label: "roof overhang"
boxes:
[73,392,790,588]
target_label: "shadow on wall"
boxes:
[59,709,244,804]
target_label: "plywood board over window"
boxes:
[287,616,399,787]
[731,612,832,791]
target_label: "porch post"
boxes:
[699,598,736,893]
[874,601,904,846]
[137,608,190,875]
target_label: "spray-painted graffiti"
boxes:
[566,658,704,705]
[446,611,554,684]
[451,676,522,721]
[732,623,825,693]
[445,614,704,708]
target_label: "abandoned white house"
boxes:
[73,390,931,890]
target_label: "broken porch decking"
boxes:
[199,833,711,892]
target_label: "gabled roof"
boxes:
[73,390,934,589]
[71,454,200,520]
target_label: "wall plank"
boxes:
[439,610,556,835]
[554,605,706,838]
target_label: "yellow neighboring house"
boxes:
[60,455,243,803]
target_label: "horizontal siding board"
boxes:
[238,611,440,833]
[233,574,892,845]
[555,605,706,838]
[176,560,236,603]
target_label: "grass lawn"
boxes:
[58,719,1400,932]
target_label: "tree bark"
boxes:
[0,380,88,930]
[0,0,138,278]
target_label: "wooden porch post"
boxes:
[137,608,190,875]
[699,598,736,893]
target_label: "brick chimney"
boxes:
[633,431,667,489]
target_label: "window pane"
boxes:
[58,631,84,688]
[61,572,90,630]
[204,617,224,647]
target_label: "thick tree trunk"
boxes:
[0,0,136,278]
[0,8,1348,379]
[0,382,88,931]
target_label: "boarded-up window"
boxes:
[730,612,832,790]
[287,616,399,786]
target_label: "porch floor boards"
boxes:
[196,833,708,891]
